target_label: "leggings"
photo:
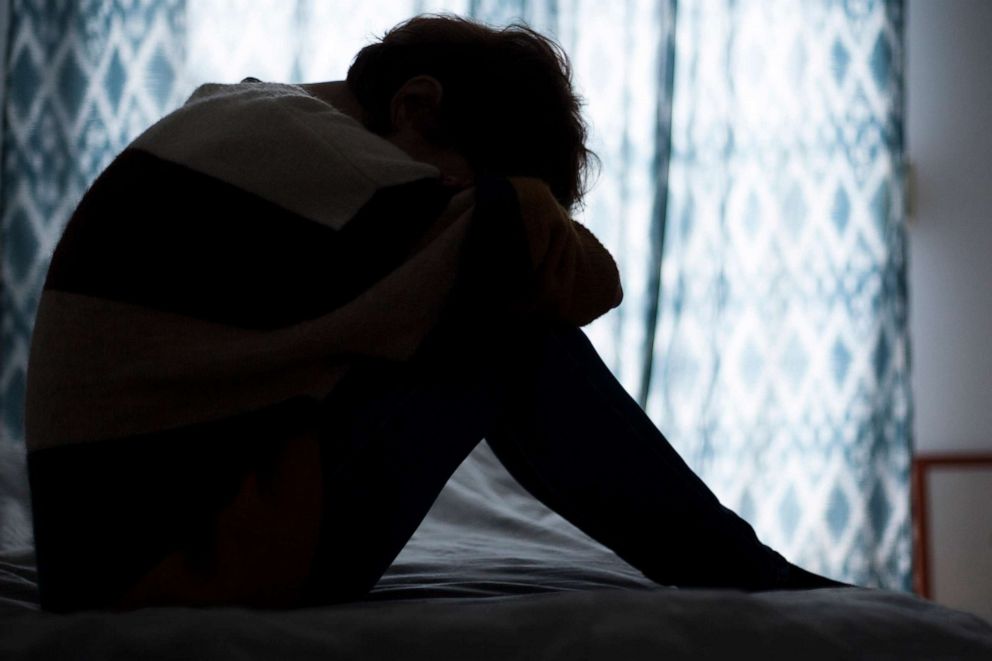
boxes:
[304,323,828,604]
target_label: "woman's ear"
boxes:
[389,75,444,132]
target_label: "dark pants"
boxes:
[30,323,840,612]
[305,323,830,603]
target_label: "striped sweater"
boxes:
[25,80,623,454]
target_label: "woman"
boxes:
[25,15,845,612]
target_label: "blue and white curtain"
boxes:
[0,0,910,589]
[652,0,910,590]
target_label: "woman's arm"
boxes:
[511,178,623,326]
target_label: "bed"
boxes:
[1,440,990,660]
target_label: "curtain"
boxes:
[650,0,910,589]
[0,0,909,591]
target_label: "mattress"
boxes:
[1,441,990,660]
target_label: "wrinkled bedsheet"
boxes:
[2,442,990,660]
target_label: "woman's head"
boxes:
[346,15,594,210]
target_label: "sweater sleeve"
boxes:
[510,177,624,326]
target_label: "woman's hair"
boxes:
[347,14,595,210]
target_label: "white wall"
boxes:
[906,0,992,621]
[907,0,992,455]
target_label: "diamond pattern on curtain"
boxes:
[649,0,910,589]
[0,0,186,548]
[184,0,440,84]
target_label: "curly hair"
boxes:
[346,14,595,210]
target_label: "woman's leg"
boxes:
[306,321,842,604]
[483,323,846,590]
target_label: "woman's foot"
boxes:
[776,563,856,590]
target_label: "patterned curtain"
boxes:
[648,0,910,589]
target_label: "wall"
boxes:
[906,0,992,622]
[907,0,992,455]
